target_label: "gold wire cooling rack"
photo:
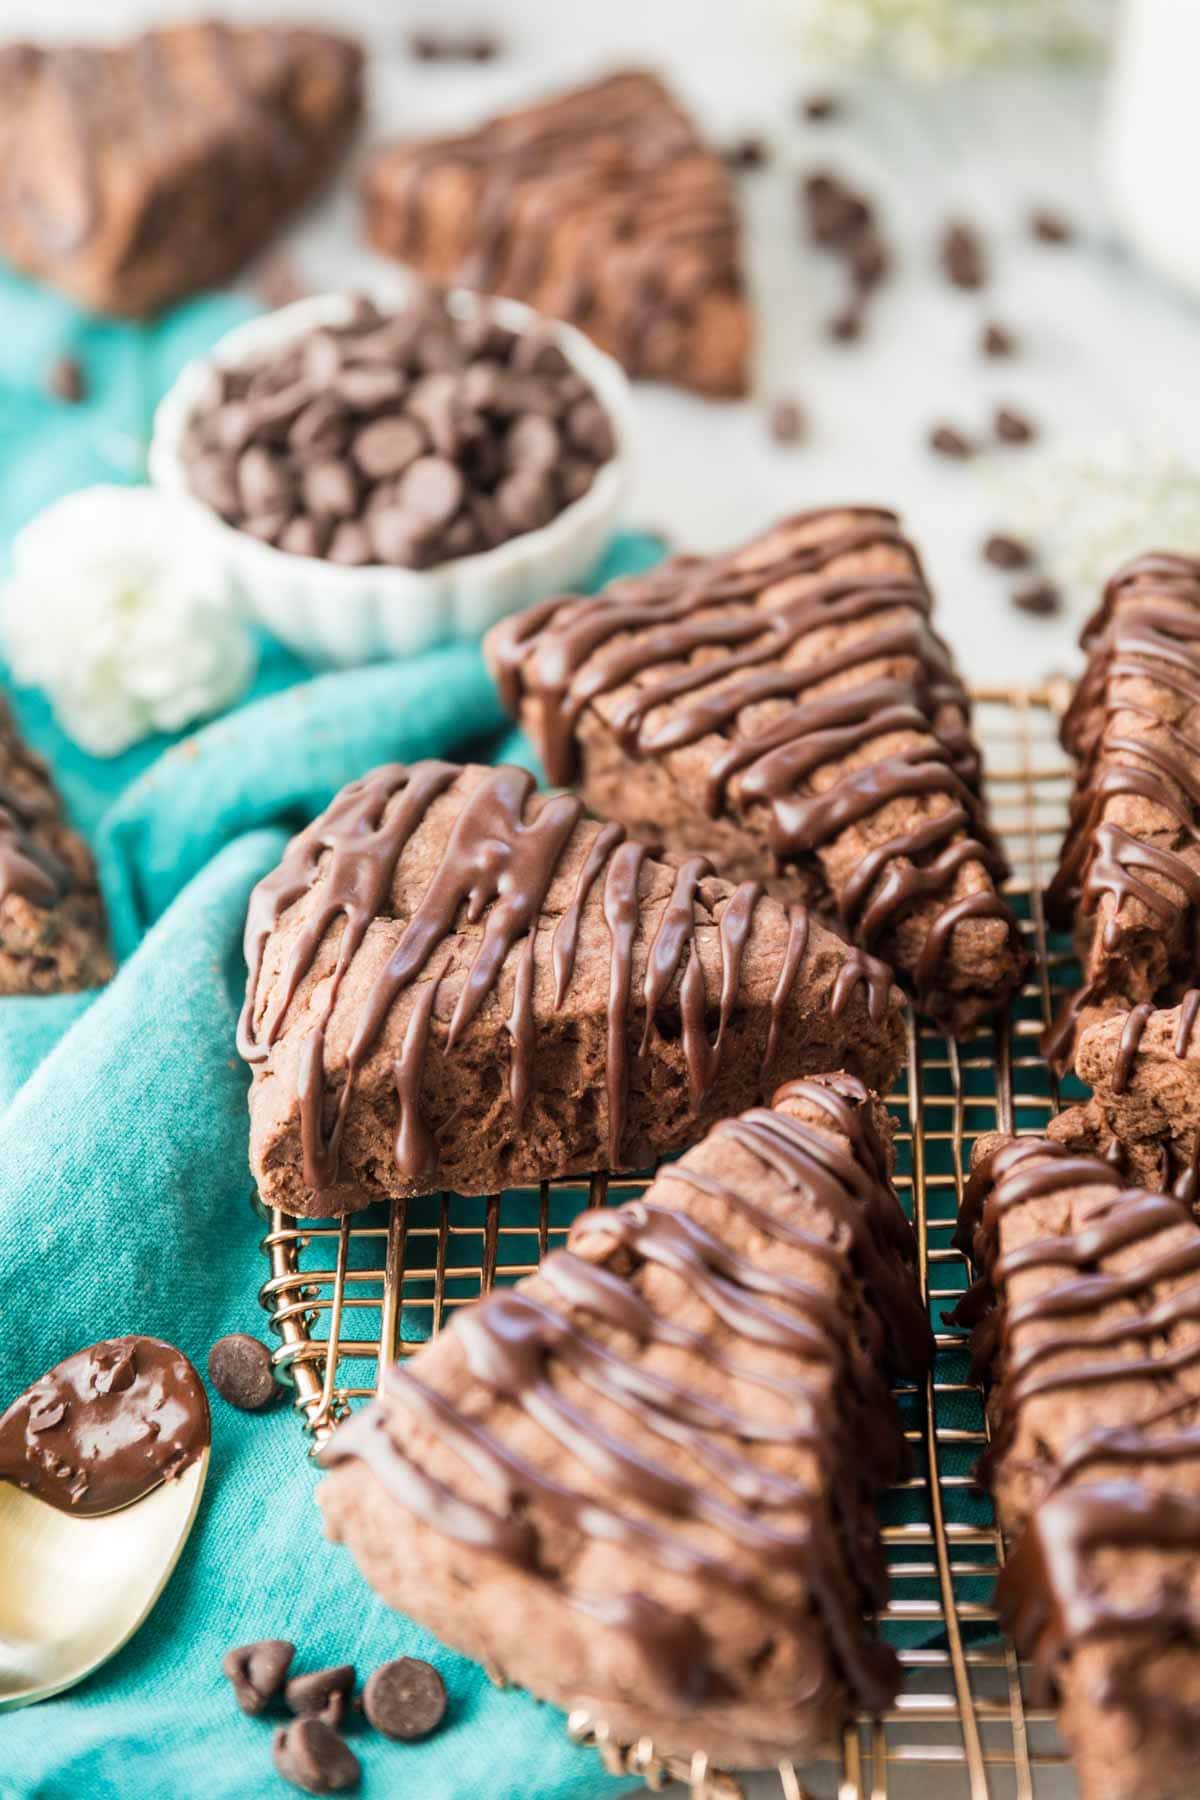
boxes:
[256,684,1086,1800]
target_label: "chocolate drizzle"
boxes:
[954,1136,1200,1764]
[0,1336,208,1516]
[239,760,896,1202]
[1045,550,1200,1068]
[322,1076,930,1716]
[489,508,1021,1027]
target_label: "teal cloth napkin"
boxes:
[0,269,663,1800]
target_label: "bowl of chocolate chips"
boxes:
[149,284,630,665]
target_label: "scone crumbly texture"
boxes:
[1064,994,1200,1208]
[360,69,750,399]
[1044,551,1200,1069]
[239,759,905,1215]
[955,1135,1200,1800]
[0,22,362,317]
[0,699,111,995]
[318,1075,933,1770]
[486,506,1024,1037]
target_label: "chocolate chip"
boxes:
[768,397,807,445]
[223,1639,295,1715]
[303,459,359,521]
[559,460,595,505]
[803,169,870,249]
[724,136,769,171]
[215,401,257,455]
[802,91,841,122]
[464,32,502,62]
[994,405,1036,445]
[850,230,889,291]
[1030,207,1073,245]
[242,512,290,546]
[303,332,343,389]
[278,517,327,560]
[335,367,407,412]
[47,355,85,403]
[983,533,1035,570]
[408,29,440,61]
[362,1657,447,1742]
[981,321,1017,358]
[941,220,987,290]
[272,1717,360,1794]
[929,424,974,459]
[496,468,556,535]
[407,372,462,457]
[89,1344,136,1396]
[352,416,427,480]
[290,397,348,454]
[208,1334,281,1412]
[238,446,293,516]
[1013,579,1061,617]
[286,1665,356,1728]
[505,413,560,471]
[396,456,464,528]
[510,329,570,379]
[28,1397,66,1432]
[828,302,863,343]
[188,452,240,517]
[367,506,429,567]
[327,522,373,567]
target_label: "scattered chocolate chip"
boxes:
[802,91,841,122]
[994,405,1037,446]
[464,32,501,62]
[1030,207,1073,245]
[272,1717,360,1795]
[768,397,807,445]
[409,29,440,60]
[223,1639,295,1715]
[828,301,863,343]
[981,321,1017,358]
[208,1334,281,1413]
[724,136,769,171]
[408,28,502,63]
[941,220,987,290]
[1012,579,1062,617]
[983,533,1035,570]
[363,1657,447,1742]
[286,1665,356,1729]
[47,354,85,404]
[928,424,974,459]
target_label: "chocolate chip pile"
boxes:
[223,1638,448,1794]
[180,290,617,571]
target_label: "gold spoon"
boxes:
[0,1335,210,1710]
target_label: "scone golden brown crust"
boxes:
[360,70,750,398]
[0,23,362,317]
[0,699,111,994]
[1044,551,1200,1069]
[955,1136,1200,1800]
[238,760,905,1215]
[487,507,1024,1037]
[318,1076,932,1770]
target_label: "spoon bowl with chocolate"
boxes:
[0,1336,210,1709]
[149,283,631,668]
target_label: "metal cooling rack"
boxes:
[256,685,1085,1800]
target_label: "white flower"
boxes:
[0,485,256,756]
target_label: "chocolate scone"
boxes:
[1044,551,1200,1068]
[486,507,1024,1037]
[0,699,111,994]
[955,1136,1200,1800]
[318,1076,933,1769]
[361,70,750,398]
[240,760,906,1214]
[0,22,362,317]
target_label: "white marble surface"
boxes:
[13,4,1196,1795]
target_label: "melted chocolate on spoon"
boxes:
[0,1336,209,1517]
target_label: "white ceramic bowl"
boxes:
[149,287,632,667]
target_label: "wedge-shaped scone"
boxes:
[956,1135,1200,1800]
[318,1075,933,1769]
[239,760,905,1214]
[360,69,750,398]
[1045,551,1200,1068]
[0,698,111,994]
[0,22,362,317]
[487,507,1024,1037]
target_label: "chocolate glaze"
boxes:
[954,1137,1200,1750]
[322,1076,931,1716]
[489,508,1020,1023]
[239,760,895,1201]
[363,70,742,383]
[0,1336,208,1516]
[1044,551,1200,1068]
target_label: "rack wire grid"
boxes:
[257,684,1087,1800]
